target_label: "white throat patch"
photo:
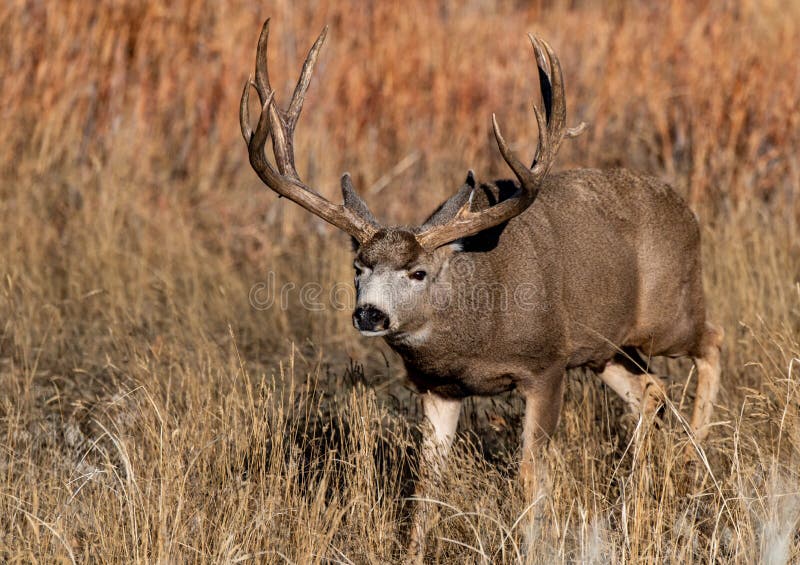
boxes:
[394,323,432,347]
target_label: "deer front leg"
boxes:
[407,392,462,563]
[519,372,564,550]
[520,380,563,502]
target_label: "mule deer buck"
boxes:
[239,18,723,555]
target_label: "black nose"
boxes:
[353,304,390,332]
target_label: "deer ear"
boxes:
[465,169,477,188]
[419,171,477,230]
[341,173,378,227]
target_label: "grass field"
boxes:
[1,0,799,562]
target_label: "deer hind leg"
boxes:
[407,392,461,563]
[597,358,666,416]
[689,322,723,441]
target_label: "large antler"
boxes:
[415,35,585,251]
[240,19,378,243]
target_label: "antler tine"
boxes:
[528,34,549,168]
[529,34,552,123]
[287,26,328,128]
[528,33,553,169]
[539,38,567,155]
[254,19,272,103]
[491,114,536,189]
[247,91,278,181]
[239,19,379,244]
[239,77,254,143]
[566,122,588,138]
[536,36,587,142]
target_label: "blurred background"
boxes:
[1,0,799,562]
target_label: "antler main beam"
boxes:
[239,19,378,243]
[415,34,585,251]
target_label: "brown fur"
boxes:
[357,168,714,402]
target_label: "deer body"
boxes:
[384,168,706,400]
[238,19,723,558]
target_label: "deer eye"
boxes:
[409,270,427,281]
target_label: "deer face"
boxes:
[352,229,453,337]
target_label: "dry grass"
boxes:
[1,0,799,562]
